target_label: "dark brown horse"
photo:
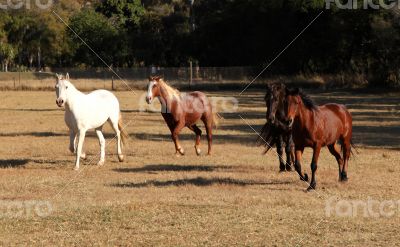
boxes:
[285,88,353,190]
[146,76,216,155]
[258,83,294,172]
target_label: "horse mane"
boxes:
[157,78,181,98]
[287,88,317,110]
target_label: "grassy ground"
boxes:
[0,89,399,246]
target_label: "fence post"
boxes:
[111,76,114,91]
[189,60,193,89]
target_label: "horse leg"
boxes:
[276,135,285,172]
[308,144,322,191]
[95,127,105,166]
[189,124,202,156]
[341,139,351,182]
[74,129,87,171]
[71,130,87,160]
[69,129,75,153]
[328,143,344,181]
[294,147,308,182]
[172,121,185,155]
[285,134,294,171]
[109,119,124,162]
[203,117,213,155]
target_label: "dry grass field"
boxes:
[0,88,399,246]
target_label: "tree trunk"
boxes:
[37,47,41,71]
[29,55,33,69]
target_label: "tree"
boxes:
[68,9,120,67]
[0,42,15,72]
[96,0,145,27]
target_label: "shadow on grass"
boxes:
[0,132,66,137]
[0,159,29,168]
[113,164,231,173]
[110,176,293,188]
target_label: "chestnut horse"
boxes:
[146,76,215,155]
[285,88,353,190]
[258,83,294,172]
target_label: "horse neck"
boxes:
[159,83,180,106]
[65,86,84,112]
[296,101,314,131]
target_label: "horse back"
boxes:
[318,103,352,142]
[180,91,212,126]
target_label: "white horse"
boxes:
[55,73,128,170]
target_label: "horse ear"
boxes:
[65,73,70,80]
[154,76,161,81]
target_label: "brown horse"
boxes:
[146,76,215,155]
[285,88,353,190]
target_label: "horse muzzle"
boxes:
[146,96,153,104]
[56,99,64,107]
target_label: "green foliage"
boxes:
[68,9,120,67]
[96,0,145,27]
[1,0,400,86]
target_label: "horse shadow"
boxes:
[113,164,231,173]
[109,176,293,188]
[0,159,30,168]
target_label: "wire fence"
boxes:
[0,66,357,91]
[0,66,265,91]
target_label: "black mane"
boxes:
[287,88,317,110]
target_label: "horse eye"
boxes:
[66,86,68,89]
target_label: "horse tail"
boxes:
[340,138,358,158]
[350,138,358,157]
[257,122,277,154]
[118,114,129,145]
[212,111,222,129]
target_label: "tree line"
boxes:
[0,0,399,87]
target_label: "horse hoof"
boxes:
[80,153,87,160]
[73,166,79,171]
[303,174,309,182]
[286,166,292,172]
[340,177,348,182]
[118,155,124,162]
[195,147,201,156]
[307,185,316,191]
[279,169,286,173]
[97,160,105,166]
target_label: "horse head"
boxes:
[285,87,316,128]
[146,76,162,104]
[265,83,286,125]
[55,73,71,107]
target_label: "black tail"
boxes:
[340,138,358,158]
[257,122,277,153]
[350,139,358,157]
